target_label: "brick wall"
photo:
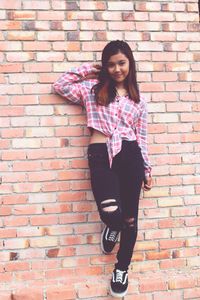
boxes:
[0,1,200,299]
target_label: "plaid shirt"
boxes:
[53,63,152,176]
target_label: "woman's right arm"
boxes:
[52,63,97,106]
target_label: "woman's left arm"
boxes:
[135,98,153,191]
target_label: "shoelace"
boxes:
[108,230,118,242]
[115,269,126,283]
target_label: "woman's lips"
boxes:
[113,73,122,78]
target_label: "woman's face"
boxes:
[106,52,130,84]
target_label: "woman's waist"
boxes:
[89,128,108,144]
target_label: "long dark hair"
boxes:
[92,40,140,106]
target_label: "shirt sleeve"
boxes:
[135,97,152,177]
[52,63,96,106]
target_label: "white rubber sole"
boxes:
[110,285,128,298]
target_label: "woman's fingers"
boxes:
[144,184,151,191]
[92,64,102,73]
[143,176,153,191]
[93,63,102,70]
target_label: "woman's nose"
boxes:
[115,65,120,72]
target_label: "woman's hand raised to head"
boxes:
[84,63,102,80]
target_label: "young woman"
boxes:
[53,40,152,298]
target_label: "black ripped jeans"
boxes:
[87,140,145,271]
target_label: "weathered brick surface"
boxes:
[0,0,199,299]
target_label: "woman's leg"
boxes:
[112,141,145,271]
[87,143,124,231]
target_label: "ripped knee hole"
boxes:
[101,199,118,213]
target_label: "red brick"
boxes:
[186,238,200,247]
[7,52,34,62]
[43,203,71,214]
[7,11,36,20]
[78,282,107,298]
[30,237,58,248]
[23,41,51,51]
[166,62,189,71]
[0,204,12,215]
[4,238,29,249]
[23,1,50,10]
[46,287,76,300]
[58,191,86,202]
[7,31,35,41]
[171,198,194,211]
[151,32,176,41]
[95,11,121,21]
[160,216,185,229]
[51,1,66,10]
[2,194,27,205]
[0,106,24,117]
[52,41,80,51]
[167,123,193,133]
[160,258,187,270]
[172,227,197,238]
[139,278,167,292]
[0,229,16,238]
[135,2,161,11]
[160,239,185,251]
[141,82,165,92]
[80,1,106,10]
[185,217,200,226]
[0,272,13,282]
[24,62,52,73]
[1,85,20,96]
[152,72,178,81]
[5,261,30,272]
[0,291,12,300]
[146,250,171,260]
[145,227,170,239]
[0,0,21,9]
[0,63,22,73]
[38,31,65,41]
[154,290,183,300]
[13,204,42,215]
[80,21,106,31]
[169,276,196,289]
[1,128,24,138]
[0,20,21,30]
[0,95,9,105]
[59,213,87,225]
[36,52,64,61]
[10,95,38,105]
[184,288,200,299]
[58,170,86,180]
[181,133,200,142]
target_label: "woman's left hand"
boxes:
[143,175,153,191]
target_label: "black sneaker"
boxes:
[101,226,119,254]
[110,268,128,298]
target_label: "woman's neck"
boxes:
[115,82,125,90]
[115,84,128,97]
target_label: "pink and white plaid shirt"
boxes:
[53,63,152,176]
